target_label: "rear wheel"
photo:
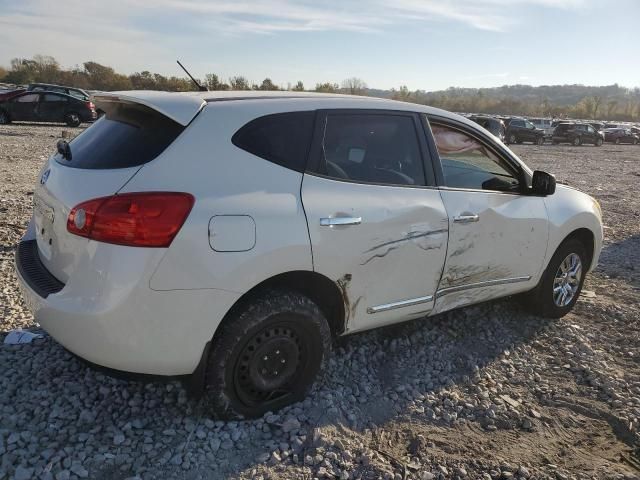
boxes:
[509,133,517,144]
[0,110,10,125]
[573,136,582,146]
[64,112,81,127]
[615,138,621,145]
[204,290,331,419]
[522,239,588,318]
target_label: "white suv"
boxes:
[16,91,603,418]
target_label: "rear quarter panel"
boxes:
[120,102,314,294]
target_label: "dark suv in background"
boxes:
[552,123,604,146]
[27,83,90,101]
[469,115,506,142]
[0,91,97,126]
[505,118,545,145]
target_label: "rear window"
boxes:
[59,102,185,169]
[232,112,315,172]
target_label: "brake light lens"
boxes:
[67,192,194,247]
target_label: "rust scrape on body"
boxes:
[336,274,353,323]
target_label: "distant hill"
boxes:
[367,84,640,120]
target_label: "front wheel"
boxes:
[204,290,331,419]
[522,239,588,318]
[536,136,544,146]
[64,112,81,127]
[615,138,621,145]
[0,110,10,125]
[573,136,582,146]
[595,138,603,146]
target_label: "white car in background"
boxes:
[16,91,603,418]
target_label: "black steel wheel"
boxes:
[64,112,81,127]
[204,290,330,419]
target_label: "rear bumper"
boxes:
[15,239,241,376]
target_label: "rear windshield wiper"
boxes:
[56,140,72,161]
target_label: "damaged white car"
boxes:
[15,91,603,418]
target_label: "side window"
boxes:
[315,113,425,186]
[431,123,520,192]
[511,120,524,128]
[232,112,314,172]
[15,94,40,103]
[43,94,66,102]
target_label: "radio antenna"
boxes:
[177,60,207,91]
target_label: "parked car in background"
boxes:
[529,118,554,139]
[0,88,26,101]
[589,122,605,132]
[27,83,90,101]
[469,115,506,142]
[15,90,603,418]
[552,122,604,146]
[604,128,639,144]
[0,91,97,126]
[629,126,640,138]
[505,117,546,145]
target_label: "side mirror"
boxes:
[531,170,556,196]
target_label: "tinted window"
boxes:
[511,120,525,127]
[16,94,39,103]
[232,112,314,172]
[60,102,184,169]
[315,114,425,186]
[431,123,519,192]
[43,94,66,102]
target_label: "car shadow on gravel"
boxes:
[0,297,559,479]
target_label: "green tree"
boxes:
[257,78,278,90]
[292,81,305,91]
[205,73,228,90]
[314,82,339,93]
[229,76,251,90]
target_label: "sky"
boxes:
[0,0,638,91]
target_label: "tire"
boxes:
[615,138,621,145]
[64,112,81,127]
[572,136,582,146]
[508,133,517,144]
[0,110,10,125]
[204,290,331,419]
[523,239,588,318]
[595,138,603,147]
[536,136,544,146]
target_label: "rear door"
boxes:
[426,117,548,313]
[38,93,68,122]
[302,110,449,333]
[10,93,40,121]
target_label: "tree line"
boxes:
[2,55,639,121]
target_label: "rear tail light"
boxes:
[67,192,194,247]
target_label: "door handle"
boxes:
[453,214,479,224]
[320,216,362,226]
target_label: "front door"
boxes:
[302,110,449,333]
[38,93,68,122]
[427,118,549,313]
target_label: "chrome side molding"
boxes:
[367,295,434,314]
[435,276,531,298]
[366,276,531,314]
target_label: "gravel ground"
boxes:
[1,122,639,480]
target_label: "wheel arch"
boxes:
[216,270,346,340]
